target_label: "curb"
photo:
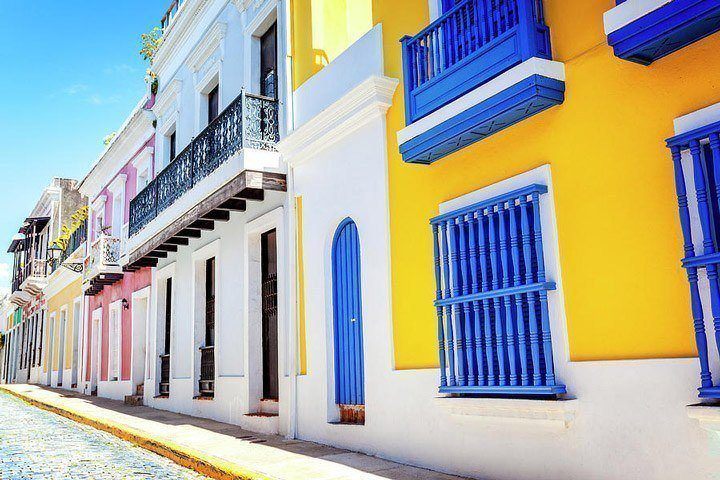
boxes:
[0,386,273,480]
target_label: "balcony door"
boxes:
[260,23,277,99]
[261,229,278,400]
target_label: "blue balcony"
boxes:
[606,0,720,65]
[399,0,565,165]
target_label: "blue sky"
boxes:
[0,1,168,293]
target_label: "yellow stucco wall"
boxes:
[291,0,718,368]
[46,277,82,372]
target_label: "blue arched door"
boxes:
[332,219,365,409]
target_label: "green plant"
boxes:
[140,27,163,89]
[103,132,117,146]
[50,206,89,251]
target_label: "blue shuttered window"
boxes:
[667,122,720,399]
[430,184,566,396]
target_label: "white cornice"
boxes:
[79,98,153,198]
[187,21,227,73]
[277,75,398,168]
[152,0,214,74]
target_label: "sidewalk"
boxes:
[0,384,468,480]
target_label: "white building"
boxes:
[126,0,293,435]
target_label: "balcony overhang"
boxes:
[9,290,32,307]
[127,169,286,268]
[398,58,565,165]
[605,0,720,65]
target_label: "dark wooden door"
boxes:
[261,229,279,400]
[260,23,277,99]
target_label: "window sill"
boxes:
[686,403,720,432]
[433,396,578,430]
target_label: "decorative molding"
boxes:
[434,396,578,430]
[186,21,227,73]
[91,195,107,213]
[277,75,399,167]
[107,174,127,196]
[154,79,183,120]
[131,147,155,172]
[244,0,278,36]
[152,0,214,74]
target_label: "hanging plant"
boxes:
[50,206,89,252]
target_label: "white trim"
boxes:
[194,62,222,134]
[107,174,127,196]
[108,300,123,382]
[428,0,442,21]
[603,0,671,35]
[277,75,398,167]
[154,79,183,121]
[438,164,572,376]
[91,195,107,212]
[673,100,720,135]
[131,147,154,172]
[187,21,227,73]
[244,0,278,36]
[397,57,566,146]
[433,397,578,429]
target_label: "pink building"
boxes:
[78,97,156,401]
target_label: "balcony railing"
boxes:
[160,0,184,30]
[14,258,48,292]
[199,346,215,397]
[159,354,170,395]
[401,0,550,124]
[83,235,121,283]
[667,121,720,399]
[129,91,279,237]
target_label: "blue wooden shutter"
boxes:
[332,219,365,406]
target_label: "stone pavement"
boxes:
[0,384,469,480]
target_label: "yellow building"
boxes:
[283,1,720,478]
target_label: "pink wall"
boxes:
[87,268,151,381]
[90,135,156,241]
[84,132,156,383]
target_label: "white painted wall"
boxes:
[144,193,291,433]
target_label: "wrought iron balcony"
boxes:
[399,0,564,164]
[83,235,123,296]
[129,91,279,237]
[605,0,720,65]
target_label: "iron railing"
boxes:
[129,91,279,237]
[160,0,184,30]
[199,346,215,396]
[83,235,121,283]
[159,354,170,395]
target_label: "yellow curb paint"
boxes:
[0,386,273,480]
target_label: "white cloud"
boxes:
[103,64,136,75]
[87,94,121,106]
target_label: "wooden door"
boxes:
[332,219,365,411]
[260,23,278,98]
[261,229,279,400]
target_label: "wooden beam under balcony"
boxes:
[127,170,286,268]
[155,244,179,252]
[189,220,215,231]
[146,251,168,258]
[201,210,230,222]
[217,199,247,211]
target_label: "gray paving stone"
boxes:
[0,391,208,479]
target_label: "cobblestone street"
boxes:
[0,391,208,479]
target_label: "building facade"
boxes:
[4,1,720,479]
[280,0,720,479]
[78,98,155,401]
[5,179,84,388]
